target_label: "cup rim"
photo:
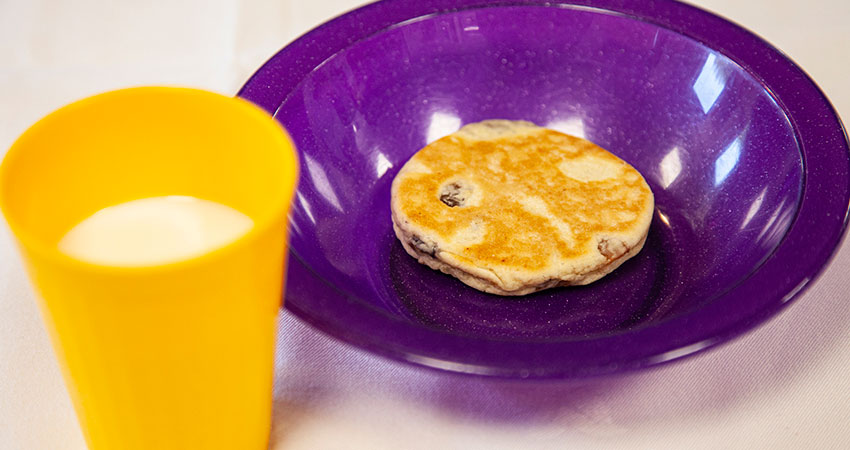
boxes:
[0,86,299,274]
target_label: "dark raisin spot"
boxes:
[439,181,471,207]
[410,235,437,256]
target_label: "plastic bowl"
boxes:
[239,0,850,378]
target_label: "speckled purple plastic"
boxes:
[239,0,850,378]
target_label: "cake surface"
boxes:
[390,120,654,296]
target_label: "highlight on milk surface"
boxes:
[58,196,254,266]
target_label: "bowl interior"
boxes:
[274,5,802,340]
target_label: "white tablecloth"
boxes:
[2,1,849,448]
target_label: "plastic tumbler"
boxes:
[0,87,298,449]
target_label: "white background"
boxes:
[1,0,849,448]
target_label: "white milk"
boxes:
[58,196,253,266]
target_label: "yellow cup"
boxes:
[0,87,298,449]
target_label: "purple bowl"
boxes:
[239,0,850,378]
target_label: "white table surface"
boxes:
[2,1,849,448]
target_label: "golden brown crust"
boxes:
[391,120,654,295]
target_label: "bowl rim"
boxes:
[239,0,850,378]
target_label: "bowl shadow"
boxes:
[272,241,850,431]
